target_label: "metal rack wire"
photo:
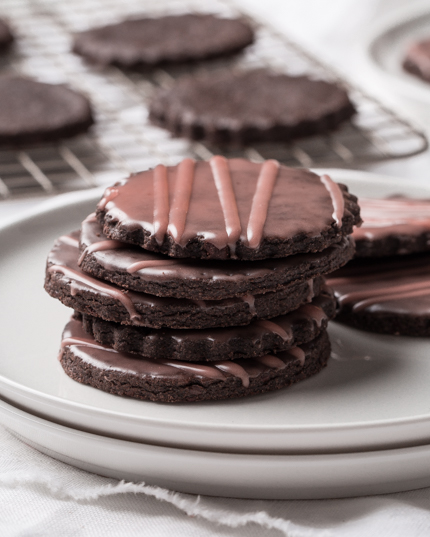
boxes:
[0,0,427,200]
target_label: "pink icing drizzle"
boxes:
[78,239,126,266]
[215,361,250,388]
[254,319,291,341]
[299,304,327,328]
[153,164,170,245]
[241,294,256,315]
[127,259,183,274]
[255,354,287,369]
[320,174,344,228]
[210,155,242,256]
[247,159,280,248]
[167,158,195,242]
[287,347,306,367]
[98,186,119,211]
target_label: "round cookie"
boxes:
[327,255,430,336]
[0,76,94,146]
[149,69,356,146]
[79,214,355,299]
[72,14,254,68]
[0,19,13,52]
[96,157,361,261]
[60,317,331,403]
[353,196,430,257]
[45,232,330,329]
[80,285,336,361]
[403,38,430,83]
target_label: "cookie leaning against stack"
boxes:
[45,157,361,402]
[327,196,430,336]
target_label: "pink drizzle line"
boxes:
[287,347,306,367]
[58,235,79,248]
[48,264,141,322]
[209,155,242,255]
[127,259,183,274]
[254,319,291,342]
[320,174,344,228]
[241,294,256,316]
[167,158,195,243]
[78,239,126,266]
[215,361,250,388]
[299,304,327,328]
[256,355,287,369]
[59,336,106,361]
[246,159,280,249]
[353,286,430,312]
[153,164,170,246]
[97,186,119,211]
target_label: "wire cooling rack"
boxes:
[0,0,428,200]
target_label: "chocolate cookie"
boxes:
[80,285,336,361]
[403,39,430,83]
[353,196,430,257]
[0,19,13,52]
[97,157,360,261]
[72,14,254,68]
[327,255,430,336]
[79,214,355,299]
[149,69,356,146]
[60,317,331,403]
[45,232,329,329]
[0,76,94,146]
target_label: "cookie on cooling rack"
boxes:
[403,38,430,83]
[149,69,356,146]
[353,196,430,257]
[0,76,94,145]
[59,317,331,403]
[45,231,333,330]
[72,14,254,68]
[327,254,430,336]
[80,284,336,361]
[78,213,355,299]
[0,19,13,52]
[96,157,360,261]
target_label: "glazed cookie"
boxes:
[72,14,254,68]
[96,157,360,260]
[353,196,430,257]
[327,255,430,336]
[45,232,328,329]
[0,76,94,145]
[80,285,336,361]
[60,317,331,403]
[79,214,355,299]
[403,38,430,83]
[0,19,13,52]
[149,69,356,146]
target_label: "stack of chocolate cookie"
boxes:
[327,196,430,337]
[45,157,361,403]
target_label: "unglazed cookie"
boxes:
[80,285,336,361]
[0,19,13,52]
[403,38,430,83]
[79,214,355,299]
[72,14,254,68]
[149,69,356,146]
[60,317,331,403]
[45,232,332,329]
[0,76,94,145]
[353,196,430,257]
[327,255,430,336]
[96,157,361,260]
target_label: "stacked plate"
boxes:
[2,169,430,500]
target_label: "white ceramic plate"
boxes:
[2,170,430,455]
[4,395,430,500]
[363,1,430,105]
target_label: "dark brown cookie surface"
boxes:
[353,196,430,258]
[60,317,331,403]
[72,14,254,68]
[0,76,94,145]
[80,285,336,361]
[149,69,356,146]
[97,157,360,260]
[79,214,355,299]
[403,39,430,83]
[327,255,430,336]
[46,232,330,329]
[0,19,13,52]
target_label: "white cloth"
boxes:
[2,426,430,537]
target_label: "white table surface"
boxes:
[3,1,430,536]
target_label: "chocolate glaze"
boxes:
[80,286,336,361]
[60,318,331,402]
[46,232,327,329]
[97,157,360,260]
[79,215,355,299]
[327,255,430,335]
